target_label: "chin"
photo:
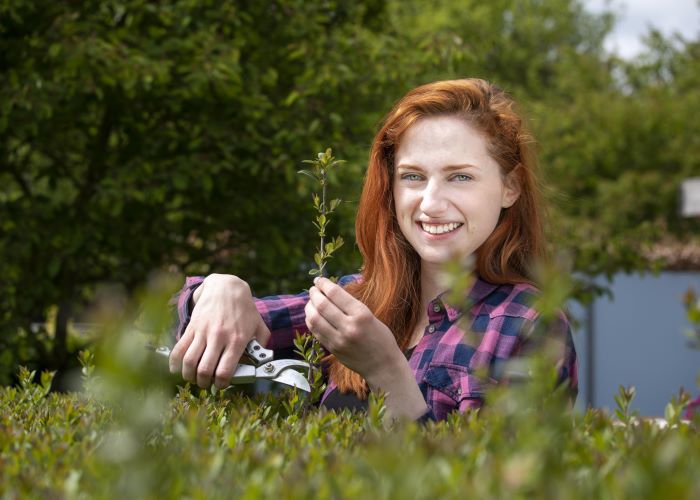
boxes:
[418,251,458,266]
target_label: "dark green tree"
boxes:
[0,0,406,382]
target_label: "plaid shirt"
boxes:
[175,274,578,422]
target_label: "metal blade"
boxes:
[270,369,311,392]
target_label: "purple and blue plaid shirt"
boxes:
[175,274,578,421]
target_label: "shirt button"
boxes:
[427,325,436,333]
[456,388,462,395]
[433,304,441,313]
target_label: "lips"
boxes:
[419,221,464,235]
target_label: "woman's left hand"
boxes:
[306,277,429,420]
[305,277,401,382]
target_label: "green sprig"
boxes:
[299,148,345,279]
[293,148,346,404]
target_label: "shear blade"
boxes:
[271,369,311,393]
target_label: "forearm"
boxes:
[192,273,249,305]
[366,353,428,421]
[188,274,271,347]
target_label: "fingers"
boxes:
[305,300,338,350]
[196,340,224,388]
[213,344,243,390]
[169,327,194,373]
[176,333,248,389]
[308,285,344,330]
[181,334,205,383]
[312,277,358,314]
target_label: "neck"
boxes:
[420,261,448,309]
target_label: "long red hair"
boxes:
[328,78,545,397]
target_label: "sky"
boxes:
[584,0,700,58]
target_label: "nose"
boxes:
[419,179,448,216]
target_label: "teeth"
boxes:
[421,222,462,235]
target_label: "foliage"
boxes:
[1,360,699,498]
[292,331,327,407]
[0,0,400,381]
[299,148,345,279]
[2,0,699,381]
[291,148,345,404]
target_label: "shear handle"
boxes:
[245,339,274,364]
[230,364,256,384]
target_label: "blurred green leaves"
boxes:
[1,358,698,498]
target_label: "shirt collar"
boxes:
[436,275,500,322]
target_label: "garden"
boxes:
[1,0,699,497]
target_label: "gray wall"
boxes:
[571,272,700,416]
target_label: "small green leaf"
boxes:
[664,402,676,422]
[297,170,317,181]
[284,90,300,106]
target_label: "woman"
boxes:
[170,78,578,422]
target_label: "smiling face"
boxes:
[392,115,520,273]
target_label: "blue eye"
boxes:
[401,173,422,181]
[452,174,472,181]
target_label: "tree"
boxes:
[0,0,409,382]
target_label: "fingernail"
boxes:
[313,277,320,284]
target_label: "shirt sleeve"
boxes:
[252,290,311,350]
[511,311,579,402]
[253,274,362,350]
[171,274,362,351]
[172,276,205,341]
[170,275,309,347]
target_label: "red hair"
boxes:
[328,78,545,397]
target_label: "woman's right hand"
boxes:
[168,274,271,389]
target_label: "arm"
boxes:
[171,273,361,390]
[306,277,429,421]
[170,273,272,389]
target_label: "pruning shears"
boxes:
[149,339,311,392]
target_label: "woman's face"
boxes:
[392,115,520,270]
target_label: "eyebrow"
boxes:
[395,163,481,172]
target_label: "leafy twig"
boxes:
[299,148,345,279]
[294,148,345,405]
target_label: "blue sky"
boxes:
[584,0,700,58]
